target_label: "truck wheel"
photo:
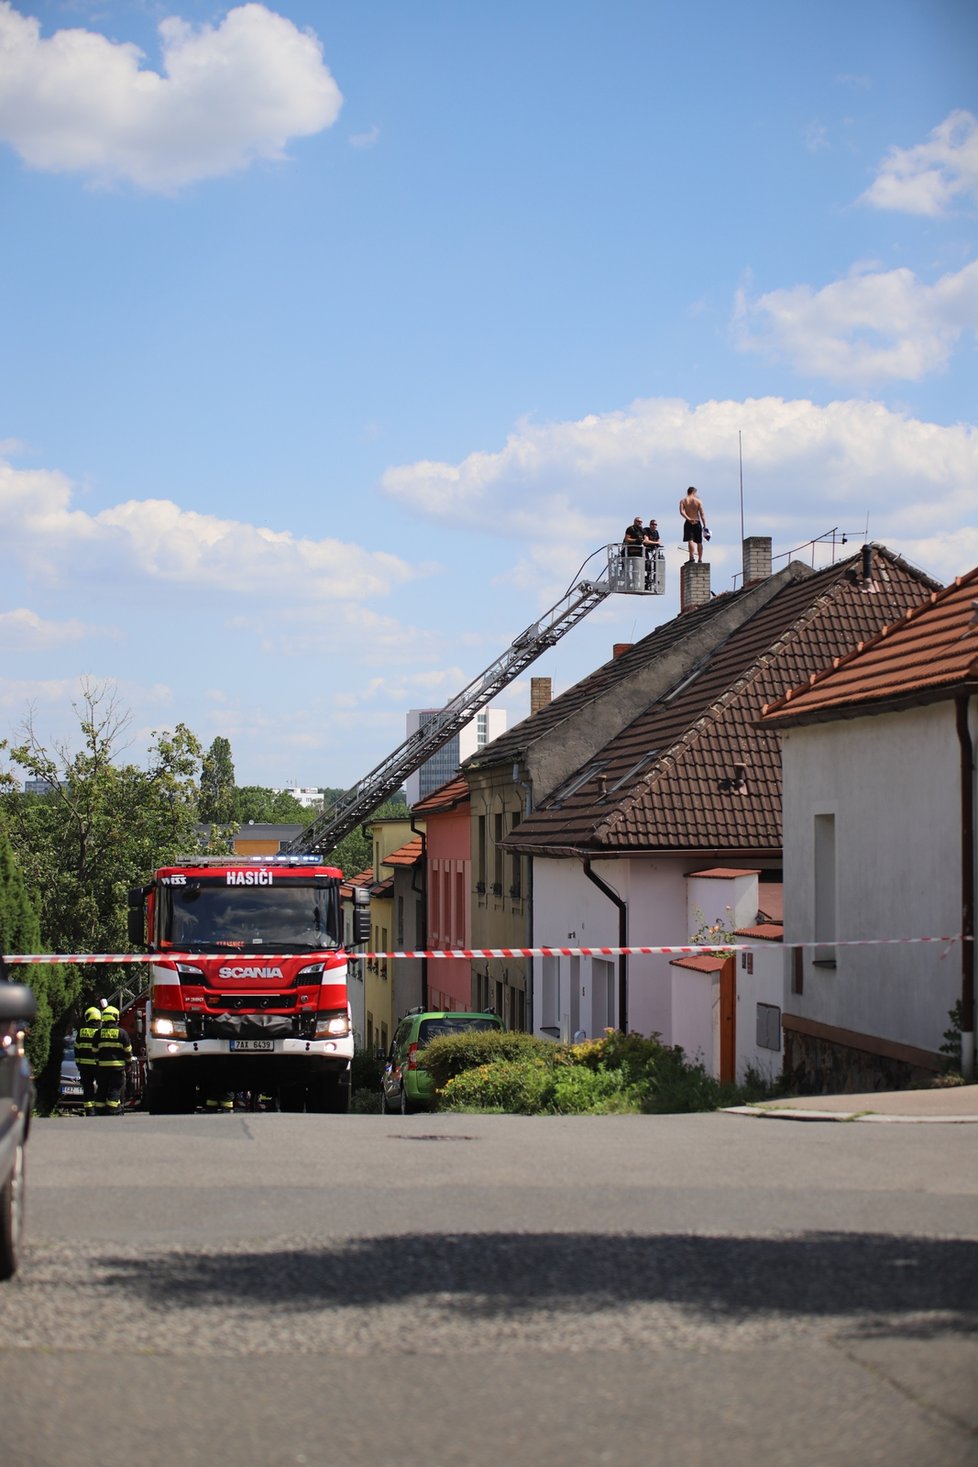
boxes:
[146,1075,195,1115]
[279,1083,306,1113]
[307,1074,350,1114]
[0,1141,26,1281]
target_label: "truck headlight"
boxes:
[314,1010,350,1039]
[151,1014,188,1039]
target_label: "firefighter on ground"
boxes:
[76,1005,102,1115]
[95,1005,132,1115]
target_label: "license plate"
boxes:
[229,1039,274,1052]
[62,1085,83,1097]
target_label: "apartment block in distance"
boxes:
[404,706,507,807]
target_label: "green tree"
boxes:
[0,818,59,1076]
[199,736,237,824]
[233,786,311,824]
[1,681,205,1107]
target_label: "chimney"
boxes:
[742,536,772,584]
[530,677,552,715]
[680,561,711,613]
[612,643,633,659]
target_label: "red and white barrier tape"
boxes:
[2,935,964,964]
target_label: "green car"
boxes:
[380,1008,503,1114]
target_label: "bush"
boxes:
[421,1025,771,1117]
[441,1058,553,1113]
[420,1029,552,1090]
[548,1063,634,1114]
[351,1047,383,1092]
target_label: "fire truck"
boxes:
[127,855,368,1114]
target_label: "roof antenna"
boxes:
[739,430,745,546]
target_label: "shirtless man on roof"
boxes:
[679,487,708,562]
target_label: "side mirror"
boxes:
[0,982,37,1023]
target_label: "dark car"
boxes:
[59,1033,84,1110]
[0,980,37,1280]
[381,1008,504,1114]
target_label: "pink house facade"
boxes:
[413,777,473,1012]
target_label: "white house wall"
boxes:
[532,856,715,1046]
[781,703,963,1055]
[735,944,785,1084]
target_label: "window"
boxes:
[756,1003,781,1051]
[477,816,487,891]
[509,814,521,897]
[455,867,465,945]
[493,813,504,893]
[814,813,837,966]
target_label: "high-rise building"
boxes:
[404,706,507,807]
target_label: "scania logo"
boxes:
[218,966,284,980]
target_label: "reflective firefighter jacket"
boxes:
[76,1016,102,1069]
[96,1020,132,1070]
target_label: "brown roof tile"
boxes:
[463,581,789,771]
[384,836,424,867]
[411,775,470,815]
[735,921,784,942]
[504,547,938,858]
[762,565,978,725]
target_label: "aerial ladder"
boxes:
[286,543,664,856]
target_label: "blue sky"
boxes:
[1,0,976,789]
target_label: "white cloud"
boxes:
[349,124,381,149]
[732,259,978,384]
[0,2,342,191]
[381,394,978,585]
[0,457,427,598]
[861,109,978,216]
[0,607,100,650]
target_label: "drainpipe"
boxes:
[583,860,627,1034]
[956,697,976,1080]
[410,816,428,1011]
[513,765,534,1033]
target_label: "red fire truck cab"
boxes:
[128,855,364,1115]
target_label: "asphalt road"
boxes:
[4,1111,977,1467]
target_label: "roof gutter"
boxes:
[956,696,976,1079]
[410,815,428,1011]
[583,860,627,1034]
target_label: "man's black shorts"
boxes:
[683,521,702,544]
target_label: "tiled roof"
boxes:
[735,922,784,942]
[411,775,470,815]
[463,577,795,771]
[384,836,424,867]
[761,565,978,725]
[503,547,938,858]
[340,868,374,897]
[669,954,727,973]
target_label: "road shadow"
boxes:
[95,1232,978,1334]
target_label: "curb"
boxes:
[722,1105,978,1125]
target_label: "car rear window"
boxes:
[418,1018,500,1044]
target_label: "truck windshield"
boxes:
[160,882,342,951]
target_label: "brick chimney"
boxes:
[612,643,633,659]
[680,561,711,613]
[742,536,772,584]
[530,677,552,715]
